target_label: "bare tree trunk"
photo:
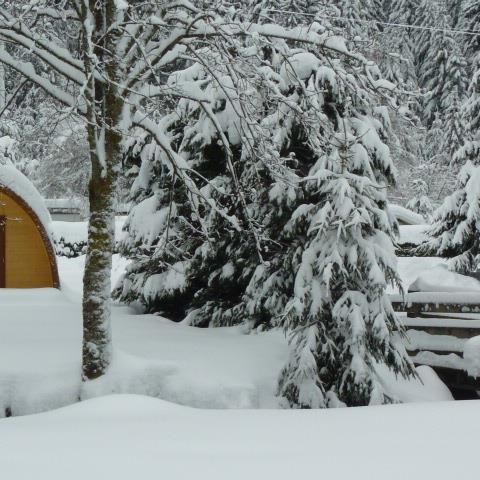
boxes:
[81,0,123,381]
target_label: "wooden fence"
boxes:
[391,292,480,398]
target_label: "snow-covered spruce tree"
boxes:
[115,0,323,324]
[408,117,457,204]
[422,157,480,273]
[116,16,283,325]
[414,0,440,89]
[448,0,464,28]
[115,95,242,321]
[461,0,480,64]
[421,30,480,272]
[331,0,380,43]
[275,111,415,407]
[421,11,468,128]
[381,0,418,90]
[241,0,321,27]
[116,10,416,405]
[368,0,386,24]
[461,8,480,147]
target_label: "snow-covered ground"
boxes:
[0,252,455,417]
[0,279,286,414]
[51,216,127,245]
[2,394,480,480]
[3,239,480,479]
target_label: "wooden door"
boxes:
[0,215,5,288]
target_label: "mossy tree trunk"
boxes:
[81,0,124,381]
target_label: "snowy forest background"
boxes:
[2,0,478,209]
[0,0,479,409]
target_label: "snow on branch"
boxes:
[0,12,83,73]
[132,111,242,234]
[0,28,85,86]
[0,47,84,112]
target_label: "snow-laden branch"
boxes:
[0,13,83,73]
[0,47,84,113]
[31,7,79,22]
[0,29,85,86]
[132,111,242,234]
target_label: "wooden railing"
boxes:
[391,292,480,398]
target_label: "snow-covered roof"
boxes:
[389,204,425,225]
[0,161,52,230]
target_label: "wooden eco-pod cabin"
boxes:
[0,164,59,288]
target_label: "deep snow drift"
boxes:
[2,394,480,480]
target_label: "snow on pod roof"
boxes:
[0,160,53,233]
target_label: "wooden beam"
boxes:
[0,215,4,288]
[392,302,480,315]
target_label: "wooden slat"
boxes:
[392,303,480,315]
[404,325,480,339]
[412,312,480,321]
[0,215,4,288]
[408,305,480,316]
[407,348,463,357]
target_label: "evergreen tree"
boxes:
[275,108,415,407]
[421,11,468,128]
[423,158,480,272]
[421,36,480,273]
[461,0,480,64]
[332,0,381,45]
[415,116,458,202]
[381,0,418,89]
[449,0,464,28]
[414,0,440,89]
[369,0,386,24]
[117,14,415,406]
[245,0,320,26]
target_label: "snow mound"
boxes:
[464,336,480,378]
[408,264,480,293]
[2,394,480,480]
[377,364,453,402]
[0,160,52,232]
[389,204,425,225]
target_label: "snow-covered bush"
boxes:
[54,237,87,258]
